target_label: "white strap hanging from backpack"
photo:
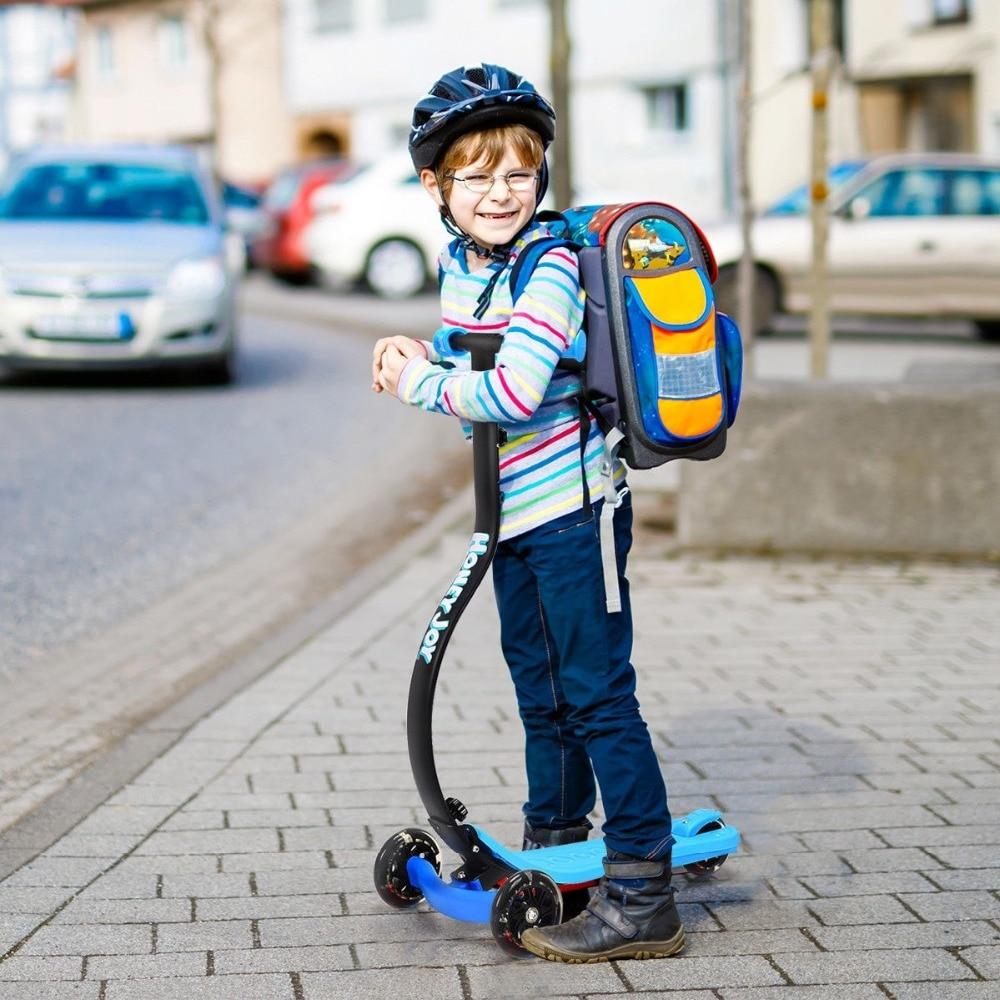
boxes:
[598,427,627,615]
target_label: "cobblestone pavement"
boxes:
[1,512,998,999]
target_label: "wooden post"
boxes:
[548,0,572,209]
[735,0,755,378]
[808,0,834,379]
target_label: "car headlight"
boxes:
[165,257,226,299]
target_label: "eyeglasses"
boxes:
[446,170,539,194]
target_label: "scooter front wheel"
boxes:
[373,828,442,908]
[490,869,564,957]
[684,818,729,875]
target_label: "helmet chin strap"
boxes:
[439,207,511,264]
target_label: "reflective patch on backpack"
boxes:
[656,349,721,400]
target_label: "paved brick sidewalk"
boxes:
[1,515,998,999]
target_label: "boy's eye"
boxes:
[464,174,491,186]
[507,171,535,184]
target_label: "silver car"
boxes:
[709,153,1000,342]
[0,145,241,381]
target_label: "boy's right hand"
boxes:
[371,336,427,393]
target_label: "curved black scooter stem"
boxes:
[406,332,504,859]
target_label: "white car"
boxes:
[707,153,1000,341]
[304,151,447,299]
[0,144,243,381]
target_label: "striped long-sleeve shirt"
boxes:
[397,221,624,540]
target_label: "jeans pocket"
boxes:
[553,515,596,537]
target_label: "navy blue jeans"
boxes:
[492,493,674,861]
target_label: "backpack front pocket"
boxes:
[624,268,725,444]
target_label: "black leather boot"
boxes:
[520,851,684,963]
[521,820,591,851]
[522,820,592,920]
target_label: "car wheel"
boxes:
[364,239,428,299]
[272,268,314,287]
[974,320,1000,343]
[714,263,778,336]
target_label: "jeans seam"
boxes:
[535,582,566,823]
[644,834,674,860]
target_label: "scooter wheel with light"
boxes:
[490,869,564,956]
[684,818,729,875]
[373,828,442,908]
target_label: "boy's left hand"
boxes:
[372,335,426,396]
[377,342,422,398]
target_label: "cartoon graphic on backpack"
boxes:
[510,202,744,610]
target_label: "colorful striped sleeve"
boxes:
[396,249,584,423]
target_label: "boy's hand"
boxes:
[371,336,426,393]
[377,346,414,398]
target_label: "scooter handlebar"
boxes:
[447,331,503,372]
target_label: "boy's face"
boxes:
[420,148,538,252]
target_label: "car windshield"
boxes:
[764,161,867,216]
[0,161,210,224]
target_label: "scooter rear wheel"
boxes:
[684,818,729,875]
[490,869,564,957]
[373,828,442,908]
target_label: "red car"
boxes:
[251,159,356,283]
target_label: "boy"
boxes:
[371,64,683,963]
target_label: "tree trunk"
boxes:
[548,0,572,209]
[735,0,755,377]
[808,0,835,379]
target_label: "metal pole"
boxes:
[548,0,572,209]
[808,0,834,379]
[735,0,755,378]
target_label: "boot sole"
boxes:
[522,925,685,964]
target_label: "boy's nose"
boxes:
[487,175,514,196]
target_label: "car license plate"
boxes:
[33,312,134,341]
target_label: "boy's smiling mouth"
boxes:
[479,211,517,220]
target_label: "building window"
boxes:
[643,83,689,134]
[931,0,970,24]
[905,0,971,28]
[384,0,427,23]
[95,24,115,79]
[314,0,353,33]
[158,14,188,68]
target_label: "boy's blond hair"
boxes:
[436,124,544,201]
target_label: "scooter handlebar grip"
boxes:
[448,332,503,372]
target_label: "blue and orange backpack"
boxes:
[511,202,742,468]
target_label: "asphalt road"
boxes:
[0,283,459,678]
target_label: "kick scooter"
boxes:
[373,331,739,955]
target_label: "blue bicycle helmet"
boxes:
[409,64,555,173]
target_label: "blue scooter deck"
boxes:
[407,808,739,924]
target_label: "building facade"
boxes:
[283,0,732,219]
[748,0,999,209]
[43,1,1000,209]
[0,3,77,175]
[66,0,294,185]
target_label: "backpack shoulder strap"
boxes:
[508,236,577,303]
